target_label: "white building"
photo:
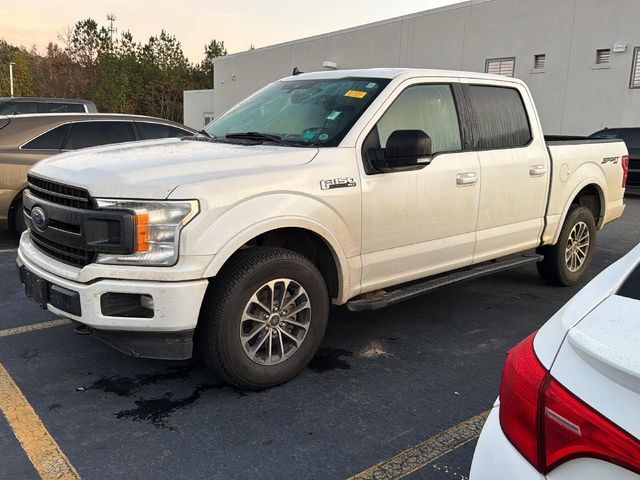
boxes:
[183,89,215,130]
[185,0,640,135]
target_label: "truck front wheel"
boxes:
[197,247,329,390]
[536,205,596,286]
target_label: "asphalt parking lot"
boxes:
[1,197,639,480]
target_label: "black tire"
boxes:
[197,247,329,390]
[12,198,27,236]
[537,205,596,286]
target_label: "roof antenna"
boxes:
[292,67,303,76]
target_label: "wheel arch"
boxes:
[202,220,354,303]
[551,180,605,245]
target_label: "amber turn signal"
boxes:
[135,213,150,253]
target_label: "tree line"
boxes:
[0,19,227,122]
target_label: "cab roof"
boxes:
[281,67,526,85]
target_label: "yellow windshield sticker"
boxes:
[344,90,368,99]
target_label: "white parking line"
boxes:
[348,410,490,480]
[0,319,71,338]
[0,248,18,254]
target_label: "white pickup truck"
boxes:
[17,69,628,389]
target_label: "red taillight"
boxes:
[544,378,640,474]
[499,333,547,470]
[622,155,629,188]
[499,333,640,474]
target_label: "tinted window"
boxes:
[138,122,191,140]
[10,102,38,114]
[466,86,532,149]
[22,124,70,150]
[65,121,136,150]
[0,104,15,115]
[39,103,86,113]
[617,265,640,301]
[375,84,462,154]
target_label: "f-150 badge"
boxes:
[320,178,357,190]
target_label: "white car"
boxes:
[470,243,640,479]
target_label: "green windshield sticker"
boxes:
[301,130,316,141]
[327,110,342,121]
[366,82,377,89]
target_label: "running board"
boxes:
[347,253,543,312]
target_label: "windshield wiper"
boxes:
[224,132,289,146]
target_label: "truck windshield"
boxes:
[204,77,390,147]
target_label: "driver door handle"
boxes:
[456,172,478,186]
[529,164,547,176]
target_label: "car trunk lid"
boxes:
[549,266,640,440]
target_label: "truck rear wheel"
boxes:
[197,247,329,390]
[536,205,596,286]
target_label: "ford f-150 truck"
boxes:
[16,69,628,389]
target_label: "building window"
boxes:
[631,48,640,88]
[485,57,515,77]
[596,48,611,65]
[534,54,546,70]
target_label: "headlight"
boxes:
[94,199,199,266]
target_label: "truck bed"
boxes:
[541,137,627,245]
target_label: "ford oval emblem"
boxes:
[31,206,48,231]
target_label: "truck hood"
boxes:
[29,138,319,199]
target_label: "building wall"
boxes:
[209,0,640,135]
[183,89,215,130]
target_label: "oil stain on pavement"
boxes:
[115,384,218,429]
[307,347,353,373]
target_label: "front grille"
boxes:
[27,175,93,210]
[25,176,133,268]
[30,231,95,268]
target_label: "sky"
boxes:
[1,0,463,62]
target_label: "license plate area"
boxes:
[18,265,82,315]
[20,266,49,309]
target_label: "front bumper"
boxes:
[470,404,545,480]
[17,242,209,359]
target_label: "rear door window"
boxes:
[137,122,191,140]
[465,85,532,149]
[10,102,39,114]
[64,121,136,150]
[22,124,70,150]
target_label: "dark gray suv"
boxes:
[0,97,98,115]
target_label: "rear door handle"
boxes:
[529,164,546,176]
[456,172,478,186]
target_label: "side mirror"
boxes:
[384,130,432,169]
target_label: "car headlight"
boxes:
[94,199,199,266]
